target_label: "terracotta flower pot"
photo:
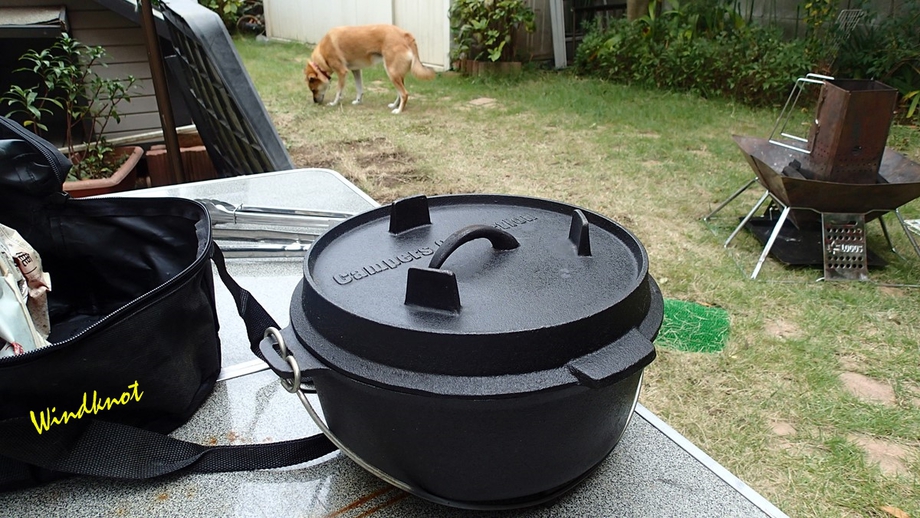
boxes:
[459,59,522,76]
[63,146,144,198]
[145,144,218,187]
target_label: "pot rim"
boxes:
[287,275,662,397]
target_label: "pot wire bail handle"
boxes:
[428,224,520,269]
[290,370,501,510]
[259,329,465,505]
[258,332,427,502]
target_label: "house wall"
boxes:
[1,0,161,143]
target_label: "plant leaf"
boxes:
[879,506,909,518]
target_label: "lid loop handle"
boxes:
[404,225,518,313]
[428,225,520,269]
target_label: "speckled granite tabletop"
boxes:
[0,170,787,518]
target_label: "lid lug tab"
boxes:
[405,267,461,312]
[568,209,592,256]
[389,195,432,234]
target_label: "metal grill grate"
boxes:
[160,0,295,177]
[822,213,869,280]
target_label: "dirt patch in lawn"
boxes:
[769,419,799,453]
[837,373,917,477]
[289,137,430,202]
[764,318,802,340]
[848,434,914,477]
[840,371,896,407]
[467,97,498,108]
[770,420,797,437]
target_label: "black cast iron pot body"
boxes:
[263,194,663,509]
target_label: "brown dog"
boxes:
[304,24,435,114]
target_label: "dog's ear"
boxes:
[305,61,329,84]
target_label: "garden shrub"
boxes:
[575,0,918,120]
[574,6,810,108]
[198,0,245,32]
[833,2,920,122]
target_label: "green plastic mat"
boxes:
[657,299,730,353]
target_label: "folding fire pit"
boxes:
[709,77,920,280]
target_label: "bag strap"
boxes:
[0,243,335,488]
[210,241,280,361]
[0,417,336,481]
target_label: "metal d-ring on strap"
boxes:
[263,327,300,394]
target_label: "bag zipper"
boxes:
[0,116,70,186]
[0,211,214,366]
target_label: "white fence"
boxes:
[264,0,452,70]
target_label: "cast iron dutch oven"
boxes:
[260,194,663,510]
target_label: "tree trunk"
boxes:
[627,0,650,21]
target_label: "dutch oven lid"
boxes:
[292,194,660,386]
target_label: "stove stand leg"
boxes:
[878,214,901,258]
[751,206,791,280]
[895,209,920,259]
[703,177,758,221]
[725,190,771,248]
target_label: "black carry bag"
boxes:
[0,116,334,490]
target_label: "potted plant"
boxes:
[1,33,143,198]
[448,0,537,75]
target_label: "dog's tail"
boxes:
[408,36,436,80]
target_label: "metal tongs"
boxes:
[198,199,356,258]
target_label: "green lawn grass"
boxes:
[236,36,920,518]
